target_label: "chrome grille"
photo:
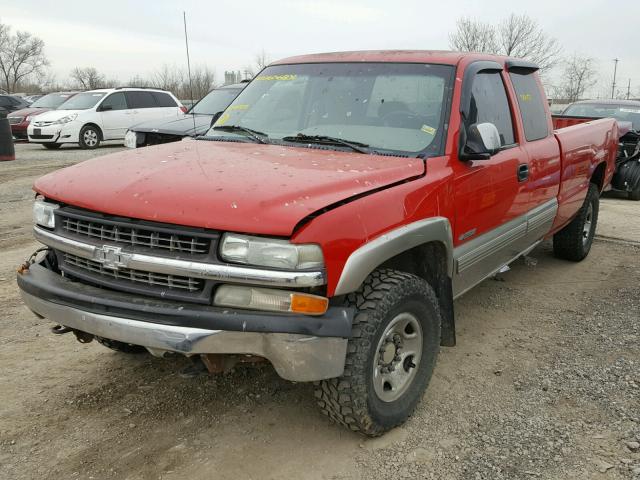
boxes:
[61,216,210,254]
[32,120,55,127]
[63,253,204,292]
[7,116,22,125]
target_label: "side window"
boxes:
[100,92,128,111]
[125,91,157,109]
[0,96,10,107]
[469,72,515,146]
[151,92,177,107]
[509,72,549,141]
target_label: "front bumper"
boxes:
[28,121,81,144]
[17,263,351,381]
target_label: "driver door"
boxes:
[452,66,531,296]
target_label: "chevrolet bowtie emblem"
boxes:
[94,245,131,270]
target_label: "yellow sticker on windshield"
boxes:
[228,104,249,111]
[421,125,436,135]
[214,113,231,126]
[255,74,297,81]
[519,93,532,102]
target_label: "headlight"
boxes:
[33,198,59,228]
[54,113,78,124]
[220,233,324,270]
[25,115,31,122]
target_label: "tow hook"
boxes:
[51,325,73,335]
[50,324,94,343]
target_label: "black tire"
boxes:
[629,188,640,201]
[42,143,62,150]
[95,336,147,354]
[315,269,441,436]
[79,124,101,149]
[553,183,599,261]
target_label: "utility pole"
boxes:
[626,79,631,100]
[611,58,619,99]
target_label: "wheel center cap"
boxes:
[381,343,397,364]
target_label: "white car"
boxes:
[27,88,185,149]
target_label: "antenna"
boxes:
[183,11,197,133]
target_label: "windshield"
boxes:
[31,93,76,109]
[190,88,242,115]
[202,63,454,155]
[58,92,106,110]
[564,103,640,131]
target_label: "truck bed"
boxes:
[551,118,619,230]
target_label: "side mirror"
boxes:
[461,122,502,160]
[99,105,113,112]
[210,111,223,126]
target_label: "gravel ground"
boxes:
[0,143,639,479]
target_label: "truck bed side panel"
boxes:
[551,115,596,130]
[551,118,618,232]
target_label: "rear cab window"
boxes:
[509,71,549,141]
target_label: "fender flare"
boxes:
[334,217,454,296]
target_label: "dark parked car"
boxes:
[124,82,246,148]
[557,99,640,200]
[7,92,78,140]
[0,95,30,115]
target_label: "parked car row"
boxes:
[6,83,245,150]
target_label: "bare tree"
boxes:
[449,14,561,72]
[0,21,49,92]
[254,49,271,72]
[558,54,598,102]
[449,17,497,53]
[497,14,561,72]
[152,64,185,96]
[70,67,105,90]
[189,66,216,100]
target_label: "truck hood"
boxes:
[7,107,50,119]
[35,139,424,236]
[132,114,213,136]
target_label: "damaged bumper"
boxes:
[17,263,351,381]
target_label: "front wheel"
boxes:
[315,269,441,436]
[553,183,599,261]
[79,125,101,149]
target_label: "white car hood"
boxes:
[34,109,84,121]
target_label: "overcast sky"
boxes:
[3,0,639,97]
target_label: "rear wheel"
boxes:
[553,183,599,261]
[630,187,640,201]
[42,143,62,150]
[79,125,101,149]
[315,269,441,436]
[95,337,147,354]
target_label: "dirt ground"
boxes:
[1,143,639,480]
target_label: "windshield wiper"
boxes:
[211,125,269,144]
[281,133,370,154]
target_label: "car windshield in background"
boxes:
[563,103,640,131]
[190,88,242,115]
[203,63,454,156]
[57,92,105,110]
[30,93,75,109]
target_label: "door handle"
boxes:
[517,164,529,182]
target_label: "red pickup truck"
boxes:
[17,51,618,436]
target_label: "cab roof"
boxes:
[271,50,504,67]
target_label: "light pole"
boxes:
[611,58,619,99]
